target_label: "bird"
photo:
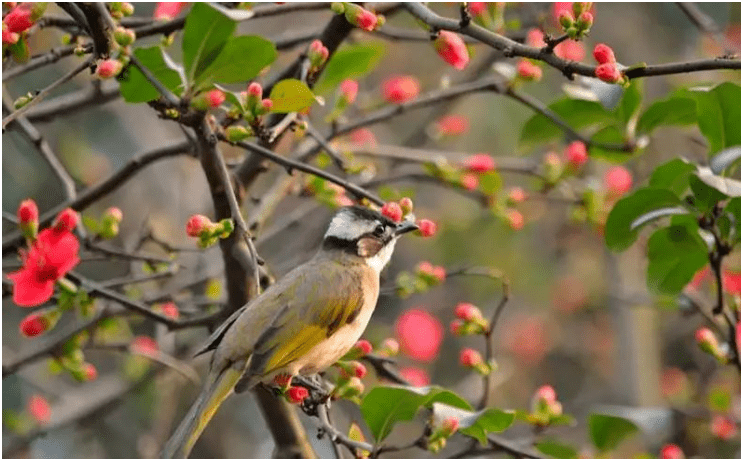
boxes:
[162,205,418,458]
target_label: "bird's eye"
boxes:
[373,223,385,236]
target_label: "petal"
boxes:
[9,268,55,307]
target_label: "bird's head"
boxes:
[322,206,418,273]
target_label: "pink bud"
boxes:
[308,39,329,67]
[399,197,414,214]
[153,2,187,21]
[344,3,378,31]
[450,319,464,335]
[349,128,377,147]
[2,27,19,45]
[454,302,481,322]
[416,219,437,238]
[417,261,434,275]
[660,444,685,459]
[595,62,622,83]
[286,385,309,403]
[27,394,51,425]
[17,199,38,225]
[695,327,718,348]
[506,209,524,230]
[434,30,469,70]
[710,415,737,440]
[54,208,78,231]
[96,59,123,79]
[526,28,547,48]
[436,114,469,136]
[19,313,47,337]
[349,360,367,378]
[534,385,557,405]
[382,75,420,104]
[339,79,358,103]
[205,89,225,108]
[558,10,574,29]
[459,348,483,367]
[431,265,446,283]
[131,335,159,354]
[354,339,373,356]
[84,363,98,381]
[381,202,403,222]
[517,59,542,81]
[554,40,585,61]
[508,187,527,203]
[468,2,487,17]
[186,214,213,237]
[576,11,593,29]
[247,82,263,98]
[463,153,496,173]
[564,141,588,168]
[460,173,479,191]
[160,301,179,319]
[380,338,400,356]
[260,98,273,111]
[105,206,123,223]
[4,5,33,33]
[441,416,459,435]
[604,166,633,196]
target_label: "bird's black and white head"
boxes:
[322,206,418,273]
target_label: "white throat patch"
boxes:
[365,238,397,274]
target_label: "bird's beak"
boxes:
[395,220,419,236]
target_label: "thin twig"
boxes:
[25,80,120,122]
[2,44,92,81]
[677,3,737,55]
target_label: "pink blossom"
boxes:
[395,308,444,362]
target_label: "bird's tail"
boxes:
[161,366,243,458]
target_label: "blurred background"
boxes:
[2,2,741,458]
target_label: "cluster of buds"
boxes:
[331,2,383,32]
[45,330,98,382]
[98,206,123,239]
[564,140,588,170]
[190,88,226,111]
[530,384,563,426]
[185,214,234,248]
[308,39,329,73]
[2,3,47,51]
[427,416,459,453]
[459,348,494,375]
[332,375,365,402]
[109,2,135,19]
[593,43,625,84]
[113,26,136,47]
[558,2,593,39]
[434,30,469,70]
[336,360,367,379]
[450,303,489,336]
[303,177,354,208]
[242,82,273,121]
[695,327,727,363]
[396,261,446,298]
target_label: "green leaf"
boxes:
[617,80,642,124]
[536,439,579,459]
[589,125,631,163]
[649,158,696,197]
[688,82,741,156]
[119,47,183,103]
[196,35,277,89]
[646,218,709,294]
[315,42,386,94]
[268,79,316,113]
[694,168,741,199]
[361,385,472,442]
[479,171,502,195]
[432,403,515,446]
[636,97,697,134]
[182,2,236,85]
[520,99,615,146]
[588,414,638,453]
[689,173,734,213]
[605,188,686,251]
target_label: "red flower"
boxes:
[604,166,633,196]
[564,140,588,168]
[463,153,496,173]
[434,30,470,70]
[131,335,159,354]
[416,219,437,238]
[381,202,403,223]
[459,348,482,367]
[4,4,34,33]
[96,59,123,79]
[382,75,420,104]
[595,63,622,83]
[286,385,309,403]
[339,79,358,104]
[436,114,469,136]
[153,2,188,21]
[723,270,740,295]
[399,366,429,386]
[554,40,585,61]
[19,313,48,337]
[395,308,444,362]
[526,28,546,48]
[593,43,616,64]
[517,59,542,81]
[659,443,684,459]
[8,227,80,307]
[27,394,51,425]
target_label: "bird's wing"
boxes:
[246,260,364,378]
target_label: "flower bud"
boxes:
[247,81,263,99]
[2,27,19,45]
[460,173,479,191]
[450,319,464,335]
[308,39,329,69]
[572,2,592,17]
[381,202,403,222]
[505,209,524,230]
[27,394,51,425]
[83,363,98,381]
[436,114,469,136]
[20,313,48,337]
[575,11,593,30]
[340,360,367,379]
[382,75,420,104]
[54,208,78,232]
[131,335,159,354]
[459,348,482,367]
[695,327,721,357]
[441,416,459,436]
[286,385,309,403]
[543,151,563,183]
[593,43,616,64]
[353,339,373,356]
[595,62,622,83]
[114,27,136,47]
[564,140,588,169]
[399,197,413,215]
[463,153,495,173]
[257,98,273,115]
[379,338,399,356]
[96,59,123,79]
[660,443,685,459]
[432,266,446,283]
[330,2,345,14]
[120,2,134,16]
[558,10,574,29]
[507,187,527,204]
[604,166,633,197]
[434,30,469,70]
[344,3,378,31]
[416,219,437,238]
[186,214,213,237]
[517,59,542,81]
[104,206,123,224]
[710,415,736,440]
[160,301,179,319]
[225,125,252,143]
[206,89,225,108]
[17,198,38,237]
[339,79,358,104]
[454,302,481,322]
[336,376,364,399]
